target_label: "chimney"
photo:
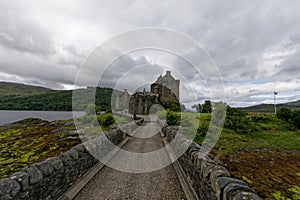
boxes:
[124,89,128,93]
[166,71,171,76]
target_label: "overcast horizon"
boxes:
[0,0,300,108]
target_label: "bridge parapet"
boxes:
[0,122,137,200]
[162,124,262,200]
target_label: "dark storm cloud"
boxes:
[0,3,54,55]
[0,0,299,106]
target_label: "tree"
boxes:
[202,100,212,113]
[192,103,202,112]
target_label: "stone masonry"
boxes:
[129,71,180,115]
[160,122,262,200]
[0,122,139,200]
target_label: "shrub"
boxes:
[197,122,209,137]
[226,106,247,117]
[161,102,181,112]
[276,108,292,122]
[292,110,300,129]
[276,108,300,130]
[100,115,115,127]
[225,116,255,134]
[250,114,270,123]
[224,106,255,134]
[166,110,181,126]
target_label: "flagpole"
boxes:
[274,91,277,115]
[274,93,276,114]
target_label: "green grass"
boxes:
[212,129,300,154]
[273,186,300,200]
[113,115,130,124]
[182,112,210,126]
[0,112,128,179]
[76,112,130,135]
[0,119,81,179]
[181,112,300,154]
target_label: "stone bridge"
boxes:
[0,116,261,200]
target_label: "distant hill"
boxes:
[240,100,300,113]
[0,82,51,98]
[0,82,121,111]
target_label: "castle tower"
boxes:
[129,71,180,115]
[151,71,180,103]
[115,89,130,110]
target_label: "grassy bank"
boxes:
[0,118,80,179]
[182,112,300,153]
[181,111,300,199]
[0,113,130,179]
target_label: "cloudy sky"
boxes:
[0,0,300,107]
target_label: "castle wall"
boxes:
[129,71,180,115]
[115,89,130,110]
[150,71,180,103]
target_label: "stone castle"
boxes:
[115,71,180,115]
[115,89,130,111]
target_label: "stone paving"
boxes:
[74,121,186,200]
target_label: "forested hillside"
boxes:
[0,82,120,111]
[0,82,51,97]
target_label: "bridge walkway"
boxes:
[74,119,187,200]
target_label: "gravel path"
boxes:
[74,121,186,200]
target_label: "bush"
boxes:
[250,114,271,123]
[166,110,181,126]
[224,106,255,134]
[276,108,300,129]
[292,110,300,129]
[225,116,255,134]
[276,108,292,122]
[161,102,180,112]
[100,115,115,127]
[226,106,247,117]
[197,122,209,137]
